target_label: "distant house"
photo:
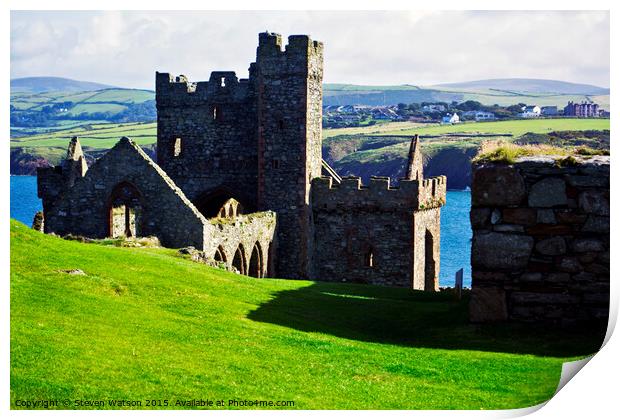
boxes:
[599,109,610,118]
[441,113,460,124]
[564,101,599,118]
[540,106,558,116]
[521,105,541,118]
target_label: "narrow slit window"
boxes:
[213,106,218,120]
[220,77,226,87]
[272,159,280,169]
[173,137,182,157]
[278,119,284,130]
[365,249,374,268]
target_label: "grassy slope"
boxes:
[11,119,610,149]
[11,220,603,409]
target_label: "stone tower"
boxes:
[256,32,324,279]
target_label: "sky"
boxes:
[10,10,610,90]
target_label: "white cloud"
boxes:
[10,10,610,89]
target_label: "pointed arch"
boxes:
[248,242,263,278]
[213,245,227,264]
[232,243,246,275]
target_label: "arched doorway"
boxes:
[213,245,226,265]
[193,189,246,219]
[232,244,246,275]
[424,230,436,291]
[248,242,263,278]
[109,182,142,238]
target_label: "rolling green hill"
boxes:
[431,78,609,95]
[10,77,117,93]
[10,220,604,409]
[324,82,610,108]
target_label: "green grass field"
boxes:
[10,119,610,150]
[10,220,604,409]
[324,118,610,139]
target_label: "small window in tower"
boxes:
[278,119,284,130]
[173,137,182,157]
[213,106,221,121]
[272,159,279,169]
[364,248,374,268]
[220,77,226,87]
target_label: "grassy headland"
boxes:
[10,220,604,409]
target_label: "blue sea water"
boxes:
[9,176,472,287]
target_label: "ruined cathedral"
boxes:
[37,32,446,290]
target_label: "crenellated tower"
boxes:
[255,32,324,279]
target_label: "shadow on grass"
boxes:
[247,281,606,358]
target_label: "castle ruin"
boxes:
[37,32,446,289]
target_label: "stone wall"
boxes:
[156,71,259,211]
[469,155,610,325]
[203,211,276,278]
[311,174,445,288]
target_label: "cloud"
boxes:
[10,10,610,89]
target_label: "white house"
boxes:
[521,105,541,118]
[441,113,460,124]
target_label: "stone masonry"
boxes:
[38,32,446,288]
[469,155,610,325]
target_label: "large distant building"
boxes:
[564,101,599,118]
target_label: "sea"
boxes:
[10,175,472,287]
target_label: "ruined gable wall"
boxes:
[44,138,208,249]
[469,156,610,325]
[156,71,258,209]
[311,175,445,288]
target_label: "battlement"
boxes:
[312,175,447,212]
[258,32,323,57]
[155,70,254,106]
[418,176,447,209]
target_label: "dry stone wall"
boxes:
[470,155,610,325]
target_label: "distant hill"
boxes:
[11,77,117,93]
[324,78,610,107]
[432,78,609,95]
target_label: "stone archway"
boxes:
[213,245,227,264]
[232,244,246,275]
[248,242,263,278]
[108,181,142,238]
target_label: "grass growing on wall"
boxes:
[10,220,604,409]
